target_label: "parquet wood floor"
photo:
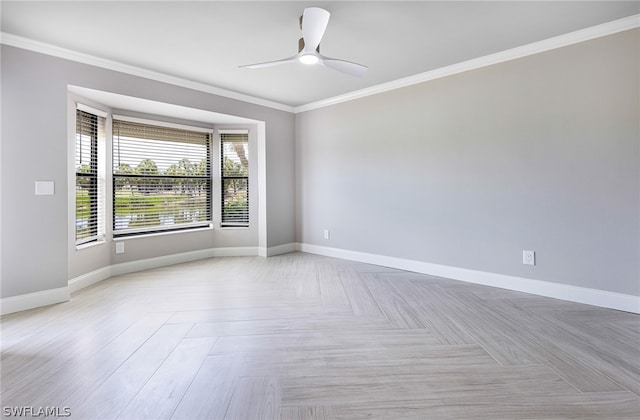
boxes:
[1,252,639,419]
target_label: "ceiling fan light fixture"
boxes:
[240,7,367,77]
[299,53,319,65]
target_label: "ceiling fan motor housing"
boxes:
[298,38,320,54]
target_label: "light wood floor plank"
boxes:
[338,269,387,318]
[362,274,425,329]
[1,312,172,408]
[170,353,245,419]
[280,405,334,420]
[424,284,541,365]
[242,344,498,379]
[71,323,192,419]
[453,290,626,392]
[281,365,577,405]
[388,277,477,344]
[225,376,281,420]
[317,264,350,307]
[211,329,441,355]
[329,391,640,420]
[117,337,216,419]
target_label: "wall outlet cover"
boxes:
[523,250,535,266]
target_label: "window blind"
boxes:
[221,133,249,227]
[75,109,105,245]
[112,119,212,236]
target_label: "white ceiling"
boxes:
[2,1,639,108]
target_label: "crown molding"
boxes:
[295,14,640,113]
[0,32,295,113]
[2,13,638,115]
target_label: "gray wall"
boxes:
[1,45,295,298]
[295,29,639,296]
[2,28,638,301]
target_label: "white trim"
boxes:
[0,32,294,113]
[0,287,70,316]
[77,103,108,118]
[210,246,258,257]
[218,129,250,135]
[112,114,214,134]
[296,243,640,314]
[265,242,297,257]
[110,246,258,276]
[68,266,112,294]
[295,14,640,113]
[256,122,268,256]
[113,225,213,241]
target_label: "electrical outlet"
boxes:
[523,250,535,266]
[323,229,330,240]
[116,242,125,254]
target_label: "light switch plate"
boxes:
[35,181,55,195]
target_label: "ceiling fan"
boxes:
[240,7,368,78]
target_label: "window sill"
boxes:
[76,238,106,251]
[113,225,213,241]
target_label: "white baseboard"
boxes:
[68,266,112,294]
[211,246,259,257]
[0,287,70,316]
[266,243,298,257]
[111,246,258,276]
[297,243,640,314]
[9,243,634,315]
[1,246,260,316]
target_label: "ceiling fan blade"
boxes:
[301,7,330,52]
[320,56,368,78]
[239,55,298,69]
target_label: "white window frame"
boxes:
[74,103,107,248]
[111,115,214,238]
[218,129,250,228]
